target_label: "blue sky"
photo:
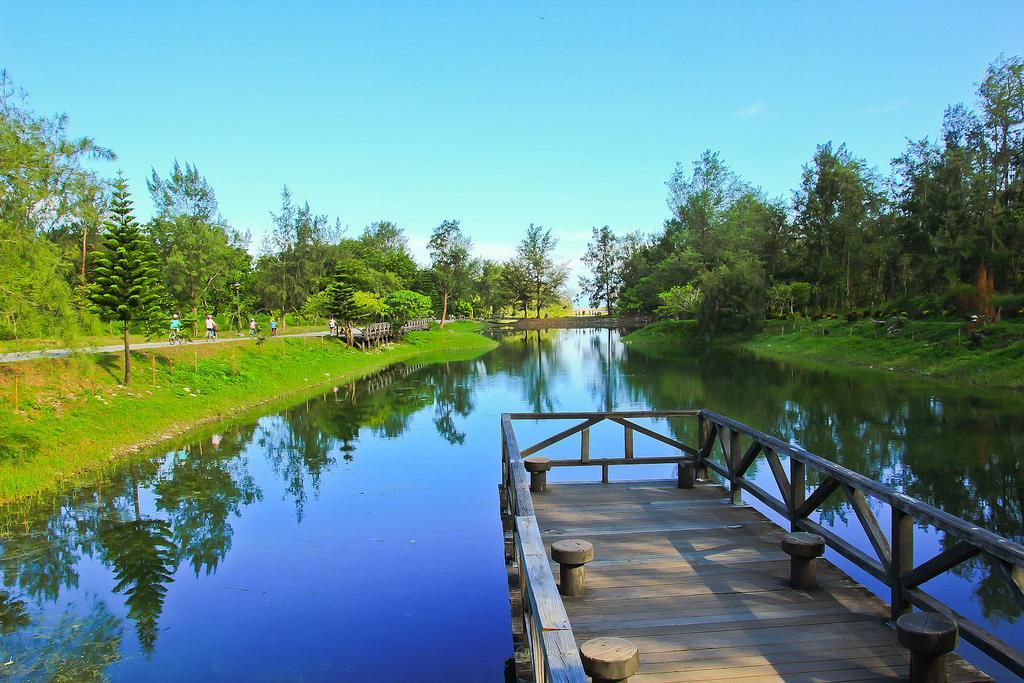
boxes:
[3,2,1022,281]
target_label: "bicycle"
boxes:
[169,330,191,345]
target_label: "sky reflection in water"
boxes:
[0,329,1021,681]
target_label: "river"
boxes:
[0,328,1021,681]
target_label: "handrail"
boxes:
[698,409,1024,677]
[502,409,1024,679]
[501,414,586,682]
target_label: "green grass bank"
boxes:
[0,322,497,504]
[623,318,1024,391]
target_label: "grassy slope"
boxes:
[0,322,496,503]
[623,318,1024,390]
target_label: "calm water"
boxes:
[1,329,1021,681]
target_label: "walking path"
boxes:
[0,331,330,364]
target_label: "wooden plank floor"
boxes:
[531,480,990,683]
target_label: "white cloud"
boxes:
[736,101,766,118]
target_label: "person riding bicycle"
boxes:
[169,314,182,343]
[248,318,258,337]
[270,319,278,337]
[205,314,216,340]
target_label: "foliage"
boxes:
[656,284,702,319]
[517,224,568,318]
[350,291,388,322]
[384,289,432,326]
[427,219,472,325]
[766,282,813,318]
[696,256,766,333]
[579,226,624,313]
[88,177,163,384]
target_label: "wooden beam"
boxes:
[904,540,980,589]
[521,418,602,457]
[843,485,891,567]
[795,476,840,519]
[765,449,791,504]
[608,417,697,455]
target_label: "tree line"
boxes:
[577,55,1024,332]
[0,68,574,357]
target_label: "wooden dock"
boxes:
[531,479,987,682]
[499,411,1022,683]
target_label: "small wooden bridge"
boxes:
[499,411,1024,682]
[338,318,432,349]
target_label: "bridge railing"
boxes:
[697,409,1024,678]
[501,415,587,683]
[502,409,1024,680]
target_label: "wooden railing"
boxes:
[500,411,698,682]
[697,409,1024,678]
[502,415,587,683]
[398,318,431,334]
[500,410,1024,680]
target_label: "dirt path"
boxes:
[0,330,330,364]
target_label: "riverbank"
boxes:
[623,319,1024,391]
[0,322,497,503]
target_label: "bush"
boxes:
[993,293,1024,319]
[846,311,859,322]
[696,257,765,334]
[384,290,432,326]
[656,284,701,320]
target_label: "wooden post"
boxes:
[602,463,609,484]
[624,426,634,459]
[890,508,914,622]
[581,427,590,463]
[13,376,18,411]
[789,458,805,531]
[696,414,709,480]
[677,461,695,489]
[194,350,199,371]
[729,429,742,505]
[151,355,156,385]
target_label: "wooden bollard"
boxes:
[677,460,695,489]
[580,637,640,683]
[897,612,958,683]
[551,539,593,597]
[523,456,552,493]
[781,531,825,590]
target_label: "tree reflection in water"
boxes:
[0,330,1019,679]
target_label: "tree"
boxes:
[427,219,472,326]
[579,226,623,313]
[656,284,702,319]
[696,256,766,333]
[475,260,506,318]
[501,258,533,318]
[793,143,882,310]
[517,224,568,317]
[384,290,432,327]
[147,161,249,321]
[89,176,163,385]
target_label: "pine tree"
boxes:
[89,175,163,385]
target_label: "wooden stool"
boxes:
[580,637,640,682]
[781,531,825,590]
[551,539,594,597]
[523,456,552,493]
[677,460,695,489]
[897,612,958,683]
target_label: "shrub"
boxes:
[846,311,859,322]
[695,257,765,334]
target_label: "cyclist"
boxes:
[270,318,278,337]
[248,318,258,337]
[169,314,182,344]
[205,314,216,340]
[328,317,337,337]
